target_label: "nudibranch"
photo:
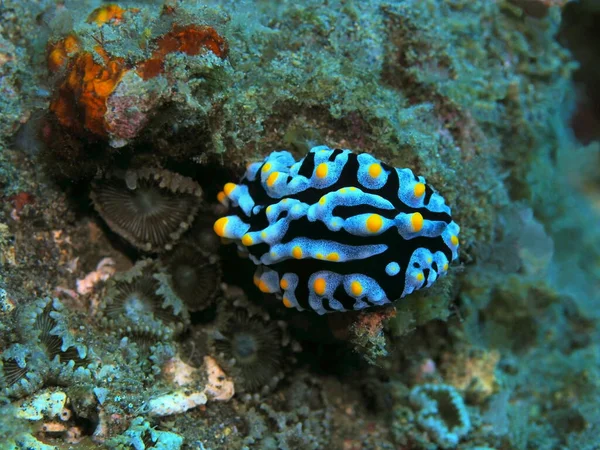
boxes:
[214,146,460,314]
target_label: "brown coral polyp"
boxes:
[34,303,89,367]
[99,260,189,337]
[1,359,28,388]
[164,245,221,312]
[103,274,169,323]
[35,305,63,359]
[211,308,283,392]
[91,168,203,252]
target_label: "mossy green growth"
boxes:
[106,417,184,450]
[387,271,456,338]
[349,320,388,366]
[0,398,34,449]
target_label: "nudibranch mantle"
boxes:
[214,146,460,315]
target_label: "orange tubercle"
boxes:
[223,183,237,196]
[350,281,363,296]
[258,280,271,293]
[213,217,229,237]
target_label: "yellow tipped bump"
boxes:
[261,231,267,239]
[280,278,289,290]
[313,278,326,296]
[316,253,324,260]
[217,191,226,203]
[213,217,229,237]
[253,275,260,287]
[416,273,424,282]
[262,162,272,173]
[224,182,237,196]
[267,172,280,187]
[282,297,293,308]
[411,212,424,232]
[427,256,433,264]
[350,280,363,296]
[366,214,383,233]
[242,234,253,246]
[316,163,328,179]
[326,252,340,261]
[292,246,303,259]
[319,196,327,206]
[368,163,382,178]
[414,183,426,198]
[451,235,459,246]
[443,263,449,271]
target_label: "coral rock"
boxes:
[49,46,128,138]
[147,390,207,417]
[203,355,235,401]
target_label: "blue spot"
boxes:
[385,262,400,276]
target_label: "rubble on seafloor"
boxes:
[0,0,599,449]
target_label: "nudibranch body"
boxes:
[214,146,460,315]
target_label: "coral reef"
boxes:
[0,0,598,448]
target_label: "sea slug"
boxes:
[214,146,460,314]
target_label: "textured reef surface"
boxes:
[0,0,599,449]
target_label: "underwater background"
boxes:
[0,0,599,449]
